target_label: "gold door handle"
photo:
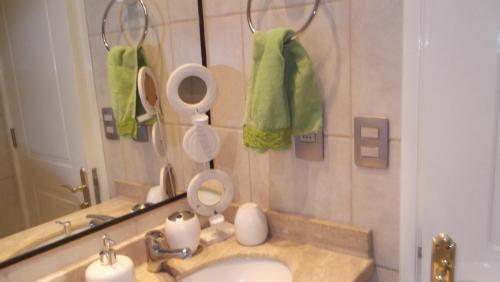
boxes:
[431,233,456,282]
[61,168,91,209]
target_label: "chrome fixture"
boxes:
[145,230,191,273]
[55,220,72,237]
[246,0,320,38]
[101,0,149,51]
[87,214,115,228]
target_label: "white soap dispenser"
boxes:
[85,234,134,282]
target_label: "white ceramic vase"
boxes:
[234,203,268,246]
[164,211,201,253]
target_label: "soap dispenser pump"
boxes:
[85,234,134,282]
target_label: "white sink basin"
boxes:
[180,257,292,282]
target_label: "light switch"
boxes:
[360,146,379,158]
[354,117,389,168]
[361,127,379,138]
[295,131,324,161]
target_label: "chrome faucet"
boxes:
[145,230,191,273]
[86,214,115,228]
[55,220,72,236]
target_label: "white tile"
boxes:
[206,15,246,128]
[369,267,399,282]
[240,2,351,136]
[352,141,400,270]
[166,0,199,23]
[214,128,252,203]
[351,0,403,139]
[204,0,241,17]
[263,137,352,223]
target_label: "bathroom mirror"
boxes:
[166,63,216,116]
[179,76,208,104]
[0,0,208,268]
[187,170,234,217]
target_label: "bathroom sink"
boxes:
[179,257,292,282]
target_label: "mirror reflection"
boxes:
[197,179,224,206]
[178,76,208,104]
[0,0,206,264]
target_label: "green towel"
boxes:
[107,46,147,138]
[243,28,323,152]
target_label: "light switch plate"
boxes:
[294,131,324,161]
[102,108,119,140]
[354,117,389,168]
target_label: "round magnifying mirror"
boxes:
[197,179,224,206]
[166,64,216,116]
[138,66,159,114]
[178,76,207,104]
[187,170,233,217]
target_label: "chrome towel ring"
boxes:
[246,0,320,36]
[101,0,149,51]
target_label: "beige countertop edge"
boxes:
[40,229,374,282]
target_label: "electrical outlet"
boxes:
[294,131,324,161]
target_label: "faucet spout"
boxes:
[145,230,192,273]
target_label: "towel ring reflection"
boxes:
[246,0,320,36]
[101,0,149,51]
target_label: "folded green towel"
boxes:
[107,46,147,138]
[243,28,323,152]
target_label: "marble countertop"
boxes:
[0,197,136,262]
[134,237,374,282]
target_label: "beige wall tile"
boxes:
[206,15,246,129]
[85,0,169,36]
[351,0,403,139]
[243,0,318,12]
[370,267,399,282]
[352,141,400,270]
[204,0,241,18]
[0,273,5,282]
[264,137,352,224]
[214,128,252,203]
[169,20,202,68]
[166,0,199,23]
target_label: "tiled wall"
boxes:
[203,0,401,281]
[84,0,206,197]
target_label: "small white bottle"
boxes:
[85,234,134,282]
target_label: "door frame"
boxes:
[0,0,109,225]
[400,0,423,281]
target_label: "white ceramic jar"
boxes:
[164,211,201,253]
[234,203,268,246]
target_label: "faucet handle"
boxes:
[55,220,72,236]
[100,234,117,265]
